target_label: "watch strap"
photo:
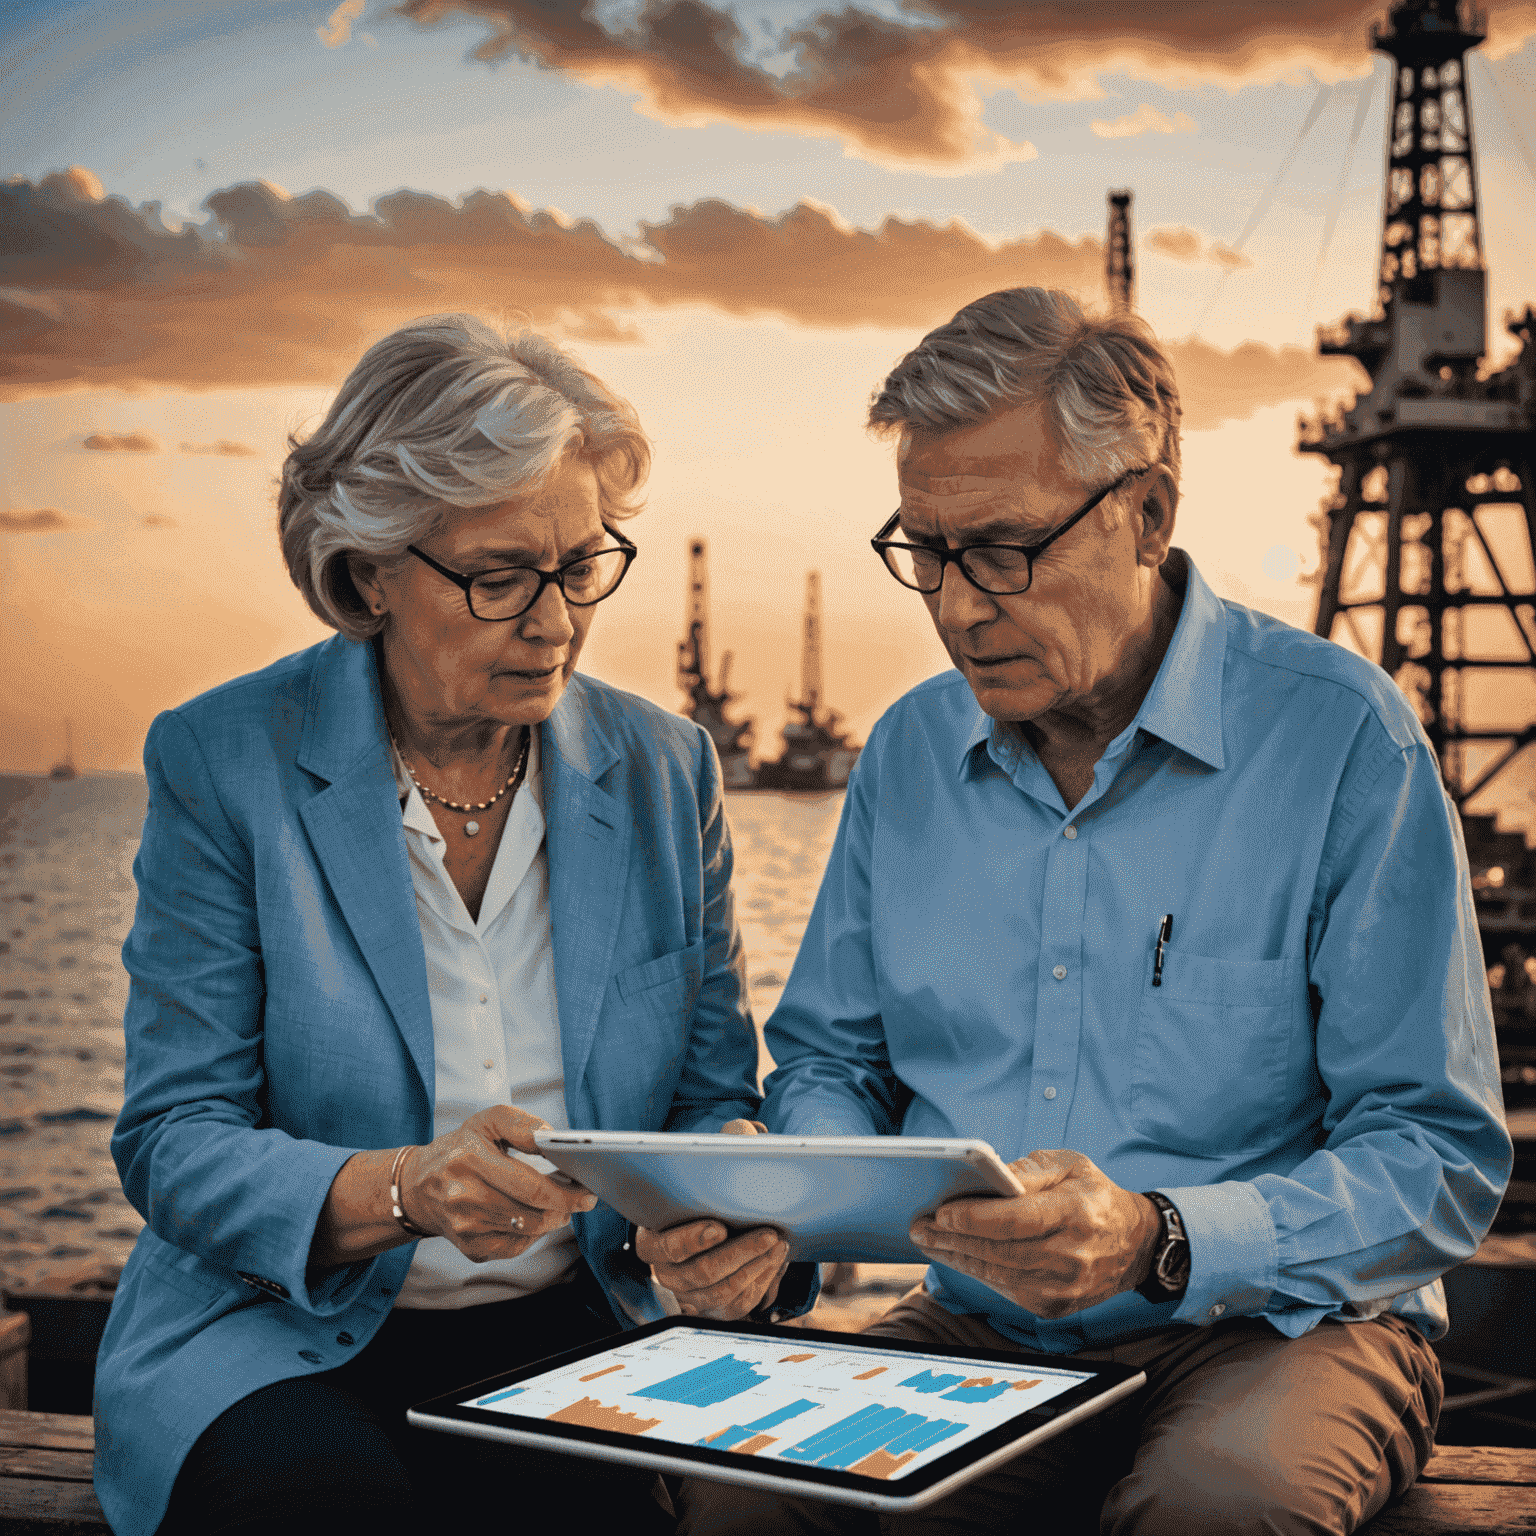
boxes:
[1135,1191,1190,1303]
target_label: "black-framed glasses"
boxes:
[871,468,1148,597]
[406,528,637,622]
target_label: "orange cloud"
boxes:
[1146,225,1201,262]
[1090,105,1196,140]
[179,439,258,456]
[1168,338,1359,432]
[0,509,69,533]
[82,430,160,452]
[0,171,1361,430]
[318,0,365,49]
[1146,225,1254,272]
[400,0,1536,169]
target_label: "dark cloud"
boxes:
[179,439,258,456]
[0,170,1363,429]
[82,431,160,452]
[0,509,69,532]
[399,0,1536,169]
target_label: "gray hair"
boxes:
[279,313,650,641]
[867,288,1181,488]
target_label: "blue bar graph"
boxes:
[696,1398,820,1448]
[884,1418,966,1456]
[941,1380,1016,1403]
[815,1412,933,1469]
[473,1385,527,1405]
[634,1354,773,1408]
[901,1369,968,1394]
[781,1405,967,1469]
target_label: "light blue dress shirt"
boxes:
[761,550,1512,1354]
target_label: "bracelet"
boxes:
[389,1146,433,1239]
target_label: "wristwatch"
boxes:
[1134,1191,1190,1303]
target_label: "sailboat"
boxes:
[48,721,79,781]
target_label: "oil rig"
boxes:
[675,537,756,788]
[1296,0,1536,1106]
[676,541,861,791]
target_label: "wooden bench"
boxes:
[0,1409,1533,1533]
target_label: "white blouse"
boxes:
[389,730,581,1309]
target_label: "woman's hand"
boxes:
[309,1104,595,1272]
[633,1118,791,1320]
[400,1105,598,1262]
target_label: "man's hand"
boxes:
[908,1149,1162,1319]
[634,1118,790,1320]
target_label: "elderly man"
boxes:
[675,287,1512,1536]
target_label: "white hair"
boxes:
[868,288,1181,488]
[279,313,649,640]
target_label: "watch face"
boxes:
[1158,1247,1190,1286]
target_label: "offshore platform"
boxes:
[676,540,861,791]
[1296,0,1536,1107]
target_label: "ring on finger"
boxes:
[511,1215,524,1232]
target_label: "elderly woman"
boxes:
[93,315,806,1536]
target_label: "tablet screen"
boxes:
[457,1325,1094,1482]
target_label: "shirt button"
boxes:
[478,993,489,1005]
[1052,964,1067,980]
[1210,1303,1226,1318]
[483,1059,494,1070]
[1062,825,1078,840]
[1043,1086,1057,1100]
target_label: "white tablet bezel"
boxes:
[532,1131,1024,1264]
[407,1315,1147,1512]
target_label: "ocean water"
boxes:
[0,775,847,1295]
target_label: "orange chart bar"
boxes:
[548,1397,662,1435]
[850,1448,918,1480]
[853,1366,888,1381]
[580,1363,626,1382]
[780,1353,815,1363]
[735,1433,778,1455]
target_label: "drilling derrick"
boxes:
[1106,191,1135,314]
[754,571,862,791]
[801,570,823,714]
[675,537,755,787]
[1299,0,1536,1101]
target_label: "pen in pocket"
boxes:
[1152,914,1173,987]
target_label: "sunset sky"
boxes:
[2,0,1534,783]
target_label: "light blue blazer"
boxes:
[94,634,764,1536]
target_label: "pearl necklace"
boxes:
[391,728,530,837]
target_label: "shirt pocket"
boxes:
[1130,950,1305,1157]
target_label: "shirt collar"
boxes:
[957,547,1228,777]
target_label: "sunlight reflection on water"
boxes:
[0,777,844,1292]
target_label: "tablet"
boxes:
[408,1316,1146,1512]
[533,1131,1023,1263]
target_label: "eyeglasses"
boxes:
[871,468,1147,597]
[406,529,637,622]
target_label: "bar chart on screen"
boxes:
[463,1329,1095,1483]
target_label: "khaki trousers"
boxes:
[674,1287,1441,1536]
